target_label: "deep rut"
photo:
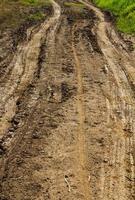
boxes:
[0,0,135,200]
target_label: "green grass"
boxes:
[93,0,135,34]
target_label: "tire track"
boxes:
[0,0,61,141]
[72,26,90,199]
[0,0,61,183]
[79,0,135,199]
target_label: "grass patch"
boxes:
[64,2,85,9]
[0,0,51,31]
[93,0,135,34]
[28,11,45,21]
[20,0,51,6]
[64,1,86,12]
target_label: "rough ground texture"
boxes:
[0,0,52,83]
[0,0,135,199]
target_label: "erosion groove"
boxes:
[0,0,134,200]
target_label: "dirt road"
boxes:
[0,0,134,199]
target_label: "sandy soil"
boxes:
[0,0,134,199]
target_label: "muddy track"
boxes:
[0,0,135,199]
[0,0,61,140]
[72,25,90,199]
[79,0,135,199]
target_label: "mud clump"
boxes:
[81,25,102,54]
[61,82,76,102]
[104,10,114,22]
[62,63,74,74]
[37,42,47,78]
[0,140,6,156]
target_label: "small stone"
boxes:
[32,132,40,139]
[103,158,108,163]
[40,150,45,153]
[8,127,14,132]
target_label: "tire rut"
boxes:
[0,0,61,141]
[79,1,135,199]
[72,25,90,199]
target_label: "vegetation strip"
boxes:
[93,0,135,33]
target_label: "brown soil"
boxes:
[0,1,52,82]
[0,0,134,199]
